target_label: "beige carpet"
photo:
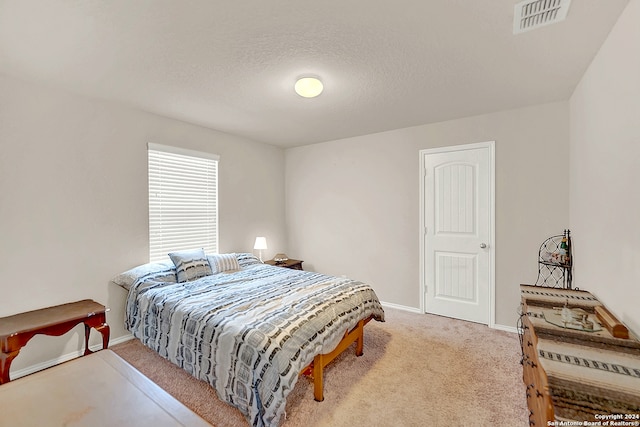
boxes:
[111,308,528,426]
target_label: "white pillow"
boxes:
[208,253,241,273]
[111,261,176,291]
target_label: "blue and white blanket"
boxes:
[124,254,385,427]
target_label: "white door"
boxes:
[420,142,494,325]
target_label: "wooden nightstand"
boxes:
[264,258,304,270]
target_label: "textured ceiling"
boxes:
[0,0,630,147]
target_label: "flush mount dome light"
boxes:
[294,77,323,98]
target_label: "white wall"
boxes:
[569,0,640,333]
[286,102,569,328]
[0,73,286,373]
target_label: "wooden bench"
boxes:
[0,299,110,384]
[300,316,372,402]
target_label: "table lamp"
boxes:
[253,237,267,262]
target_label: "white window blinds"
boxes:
[148,143,219,262]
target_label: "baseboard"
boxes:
[10,333,134,381]
[381,301,519,334]
[491,323,518,334]
[380,301,422,314]
[109,333,135,346]
[10,318,515,381]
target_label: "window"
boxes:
[148,143,218,262]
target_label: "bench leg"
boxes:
[313,354,324,402]
[83,316,110,355]
[96,323,110,350]
[355,320,364,357]
[84,323,93,355]
[0,349,20,384]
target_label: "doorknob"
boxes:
[480,243,487,249]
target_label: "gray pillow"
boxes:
[168,248,213,282]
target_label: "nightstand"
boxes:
[263,258,304,270]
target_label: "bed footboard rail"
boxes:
[300,315,373,402]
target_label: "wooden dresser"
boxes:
[519,285,640,425]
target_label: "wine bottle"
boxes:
[559,231,568,264]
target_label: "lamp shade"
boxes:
[253,237,268,250]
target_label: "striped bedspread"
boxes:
[125,254,385,427]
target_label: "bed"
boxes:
[112,252,385,427]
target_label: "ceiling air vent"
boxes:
[513,0,572,34]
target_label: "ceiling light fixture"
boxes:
[294,77,323,98]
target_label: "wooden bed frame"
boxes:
[300,315,373,401]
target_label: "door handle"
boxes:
[480,243,487,249]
